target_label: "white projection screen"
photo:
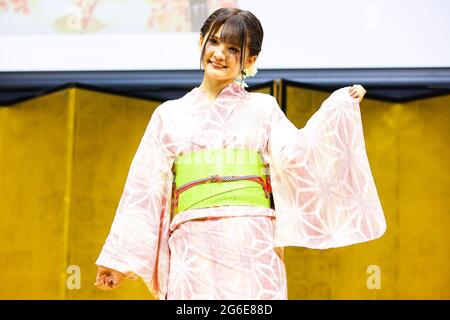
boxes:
[0,0,449,71]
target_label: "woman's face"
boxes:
[200,25,255,82]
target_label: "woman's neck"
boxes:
[199,76,234,100]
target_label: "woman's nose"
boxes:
[212,45,226,60]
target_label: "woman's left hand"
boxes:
[348,84,367,103]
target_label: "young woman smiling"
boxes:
[95,7,385,300]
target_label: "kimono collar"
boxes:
[186,81,250,149]
[190,81,248,106]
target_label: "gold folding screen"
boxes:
[0,88,158,299]
[0,83,448,299]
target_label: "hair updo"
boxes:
[199,8,264,75]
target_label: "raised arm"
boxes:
[267,87,386,249]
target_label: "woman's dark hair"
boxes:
[199,8,264,76]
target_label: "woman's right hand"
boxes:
[94,265,125,290]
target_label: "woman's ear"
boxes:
[198,35,204,52]
[245,55,257,69]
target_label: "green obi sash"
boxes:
[172,148,271,216]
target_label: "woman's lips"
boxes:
[209,60,227,69]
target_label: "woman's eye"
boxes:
[210,39,218,45]
[229,48,239,54]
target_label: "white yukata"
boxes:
[96,81,387,300]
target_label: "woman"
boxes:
[95,8,386,300]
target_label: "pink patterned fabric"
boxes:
[167,215,287,299]
[96,81,386,299]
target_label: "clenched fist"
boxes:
[348,84,367,103]
[94,265,125,291]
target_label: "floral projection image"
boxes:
[0,0,239,34]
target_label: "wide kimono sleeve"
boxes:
[95,105,174,298]
[267,87,386,249]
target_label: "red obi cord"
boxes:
[172,175,272,208]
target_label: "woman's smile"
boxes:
[209,60,228,69]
